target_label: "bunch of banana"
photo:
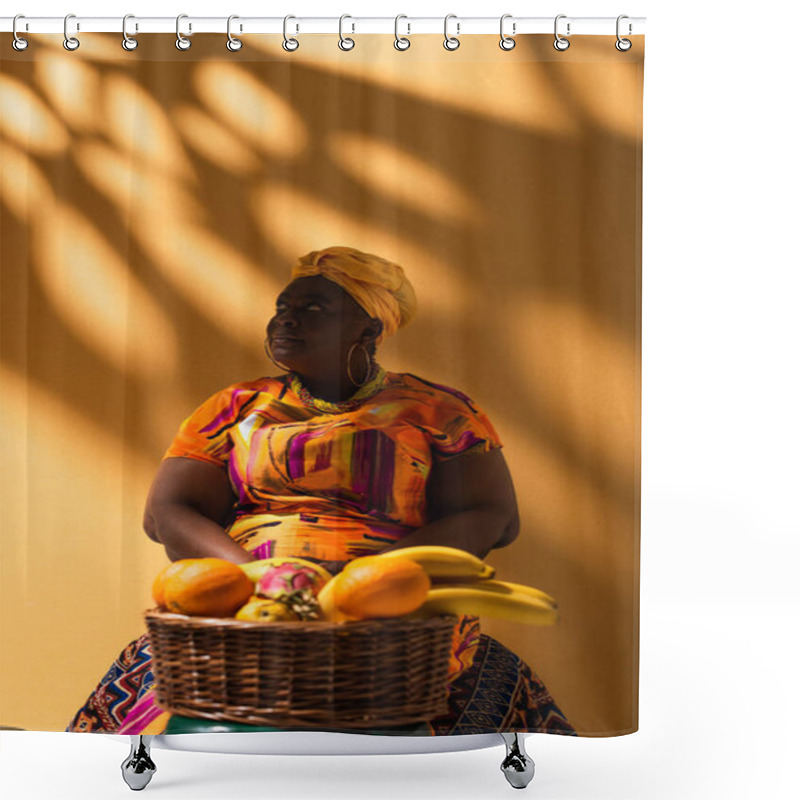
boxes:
[365,547,558,625]
[406,580,559,626]
[372,545,495,583]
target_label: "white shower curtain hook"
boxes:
[443,14,460,51]
[553,14,570,51]
[122,15,138,51]
[12,15,29,51]
[499,14,516,50]
[615,15,632,51]
[176,14,192,51]
[63,13,80,51]
[394,15,411,51]
[283,15,299,51]
[339,14,355,51]
[227,15,243,51]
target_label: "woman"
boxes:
[67,246,575,737]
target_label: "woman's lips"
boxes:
[270,335,302,347]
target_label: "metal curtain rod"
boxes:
[1,16,646,36]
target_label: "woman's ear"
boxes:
[362,318,383,348]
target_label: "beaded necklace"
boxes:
[289,364,387,414]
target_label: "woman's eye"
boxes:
[274,301,322,313]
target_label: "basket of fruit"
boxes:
[145,547,559,729]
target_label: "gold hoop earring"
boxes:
[264,338,291,372]
[346,343,372,387]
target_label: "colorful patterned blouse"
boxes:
[165,367,502,559]
[163,366,504,681]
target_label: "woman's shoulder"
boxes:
[198,375,292,406]
[223,374,288,392]
[381,372,502,451]
[382,372,485,412]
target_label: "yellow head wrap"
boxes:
[291,246,417,345]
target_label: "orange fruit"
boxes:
[161,558,253,617]
[333,556,431,620]
[151,559,201,609]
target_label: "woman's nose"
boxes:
[272,310,299,328]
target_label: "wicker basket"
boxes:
[144,609,458,729]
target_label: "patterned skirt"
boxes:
[66,630,577,737]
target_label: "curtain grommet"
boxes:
[176,14,192,51]
[443,14,460,51]
[226,15,243,51]
[553,14,570,51]
[339,14,355,51]
[499,14,516,50]
[122,14,138,51]
[12,15,29,51]
[394,15,411,51]
[283,15,299,51]
[615,15,632,51]
[63,13,80,51]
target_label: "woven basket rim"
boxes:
[144,607,458,630]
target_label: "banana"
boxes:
[460,579,558,609]
[406,584,559,625]
[239,557,333,585]
[373,546,495,583]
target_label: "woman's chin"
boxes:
[270,341,303,364]
[268,353,296,371]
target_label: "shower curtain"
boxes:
[0,28,643,737]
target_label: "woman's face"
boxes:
[266,276,378,376]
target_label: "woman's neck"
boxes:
[292,362,380,403]
[295,373,358,403]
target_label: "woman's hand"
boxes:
[381,448,520,560]
[143,457,255,564]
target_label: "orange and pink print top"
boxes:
[163,368,503,565]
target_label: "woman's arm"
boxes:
[143,457,256,564]
[380,448,520,560]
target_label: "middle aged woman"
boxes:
[66,246,575,737]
